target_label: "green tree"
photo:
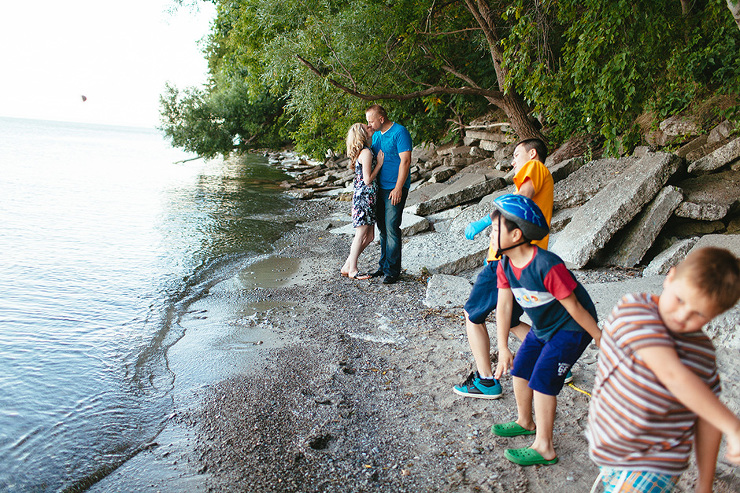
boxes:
[164,0,739,158]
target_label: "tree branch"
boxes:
[296,54,504,102]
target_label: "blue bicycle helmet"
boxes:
[491,194,549,241]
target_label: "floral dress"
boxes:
[352,147,377,227]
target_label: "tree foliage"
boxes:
[162,0,740,158]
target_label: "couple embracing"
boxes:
[340,104,412,285]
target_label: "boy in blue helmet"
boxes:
[489,194,601,467]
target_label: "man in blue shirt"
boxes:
[365,104,413,284]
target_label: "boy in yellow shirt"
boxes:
[453,138,554,399]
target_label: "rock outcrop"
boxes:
[275,115,739,280]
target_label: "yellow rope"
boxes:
[567,382,592,397]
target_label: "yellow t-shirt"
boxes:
[487,160,554,261]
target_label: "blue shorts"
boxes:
[464,261,523,326]
[511,328,592,396]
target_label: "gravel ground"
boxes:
[181,198,738,493]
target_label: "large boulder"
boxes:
[553,156,638,209]
[643,238,699,276]
[550,152,682,268]
[687,137,740,175]
[414,173,506,216]
[688,234,740,257]
[402,204,492,275]
[674,169,740,221]
[601,186,684,268]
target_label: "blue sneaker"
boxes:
[453,372,502,399]
[564,369,574,384]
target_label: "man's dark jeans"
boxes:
[376,187,408,278]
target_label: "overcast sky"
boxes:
[0,1,215,128]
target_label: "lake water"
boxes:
[0,117,295,491]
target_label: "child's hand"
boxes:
[494,347,513,379]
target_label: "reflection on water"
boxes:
[0,118,295,491]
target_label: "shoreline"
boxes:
[91,197,739,492]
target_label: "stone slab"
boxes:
[602,186,684,268]
[583,276,665,323]
[550,152,682,268]
[643,238,699,276]
[402,203,493,275]
[424,274,473,308]
[547,156,585,183]
[402,231,489,276]
[688,234,740,257]
[553,156,639,209]
[405,182,449,209]
[674,169,740,221]
[415,174,505,216]
[687,137,740,175]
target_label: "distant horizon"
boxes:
[0,113,164,131]
[0,1,215,128]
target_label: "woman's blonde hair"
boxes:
[345,123,369,166]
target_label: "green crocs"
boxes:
[491,421,536,437]
[504,447,558,466]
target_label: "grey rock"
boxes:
[415,174,506,216]
[553,156,638,209]
[602,186,684,268]
[550,152,682,268]
[688,234,740,257]
[707,120,736,145]
[405,183,449,209]
[643,238,698,276]
[583,276,665,322]
[424,274,473,308]
[437,145,473,157]
[688,137,740,175]
[402,231,489,275]
[656,115,700,146]
[676,135,708,159]
[551,207,577,234]
[429,166,456,183]
[548,156,586,183]
[673,170,740,221]
[466,129,514,144]
[479,140,506,152]
[402,203,494,275]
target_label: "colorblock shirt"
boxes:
[487,159,553,261]
[371,122,413,190]
[497,247,597,341]
[587,293,720,475]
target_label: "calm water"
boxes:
[0,118,294,491]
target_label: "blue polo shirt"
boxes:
[371,122,412,190]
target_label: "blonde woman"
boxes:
[340,123,384,279]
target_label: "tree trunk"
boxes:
[502,92,542,141]
[465,0,544,142]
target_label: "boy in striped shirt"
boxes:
[587,247,740,492]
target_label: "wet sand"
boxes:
[92,198,740,492]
